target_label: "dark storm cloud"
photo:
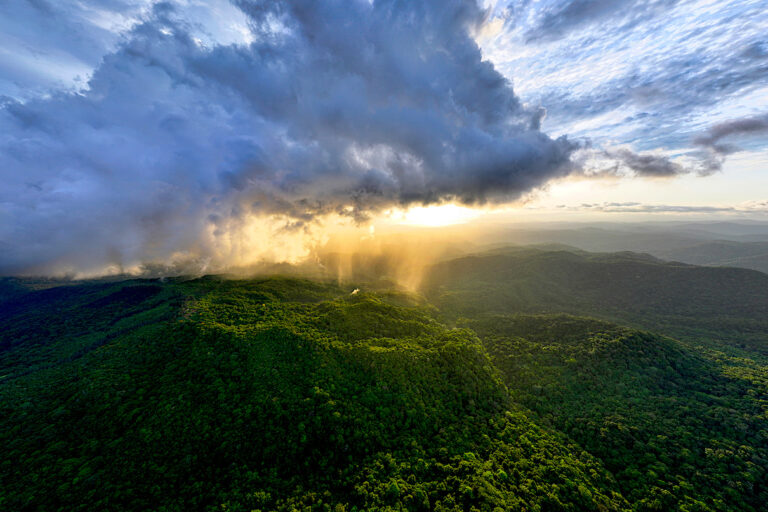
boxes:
[0,0,576,274]
[694,114,768,155]
[610,149,684,177]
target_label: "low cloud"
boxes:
[557,201,768,215]
[609,149,684,177]
[694,114,768,155]
[572,147,716,179]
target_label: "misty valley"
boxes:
[2,229,768,511]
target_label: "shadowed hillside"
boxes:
[462,314,768,511]
[424,247,768,353]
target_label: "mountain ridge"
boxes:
[2,248,768,510]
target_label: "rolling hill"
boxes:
[424,247,768,353]
[2,252,768,510]
[0,277,627,511]
[462,313,768,511]
[657,240,768,274]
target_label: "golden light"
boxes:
[397,204,483,227]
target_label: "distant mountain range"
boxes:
[467,221,768,275]
[424,245,768,353]
[657,240,768,274]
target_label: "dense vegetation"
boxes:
[1,277,626,511]
[424,247,768,354]
[461,314,768,511]
[2,246,768,510]
[658,240,768,274]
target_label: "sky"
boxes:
[0,0,766,275]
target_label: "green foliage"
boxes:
[0,277,627,511]
[3,256,768,511]
[464,313,768,511]
[424,249,768,354]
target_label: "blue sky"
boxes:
[471,0,768,216]
[0,0,766,273]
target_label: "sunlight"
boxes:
[397,204,483,227]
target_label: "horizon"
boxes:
[7,218,768,287]
[1,0,766,276]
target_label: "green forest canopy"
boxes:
[1,248,767,511]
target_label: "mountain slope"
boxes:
[657,240,768,274]
[3,267,768,511]
[0,277,628,511]
[461,314,768,511]
[424,248,768,353]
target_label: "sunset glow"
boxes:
[394,204,485,227]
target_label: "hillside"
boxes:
[462,314,768,511]
[424,247,768,353]
[657,241,768,274]
[0,277,627,511]
[465,223,768,275]
[2,266,767,510]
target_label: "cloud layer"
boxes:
[0,0,575,274]
[555,201,768,215]
[481,0,768,156]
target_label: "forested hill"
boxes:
[657,240,768,274]
[462,314,768,511]
[1,265,768,510]
[423,247,768,353]
[0,277,627,511]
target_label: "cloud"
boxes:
[694,114,768,155]
[609,149,684,177]
[0,0,152,99]
[556,202,768,215]
[480,0,768,162]
[0,0,575,275]
[601,113,768,178]
[522,0,678,43]
[571,146,717,179]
